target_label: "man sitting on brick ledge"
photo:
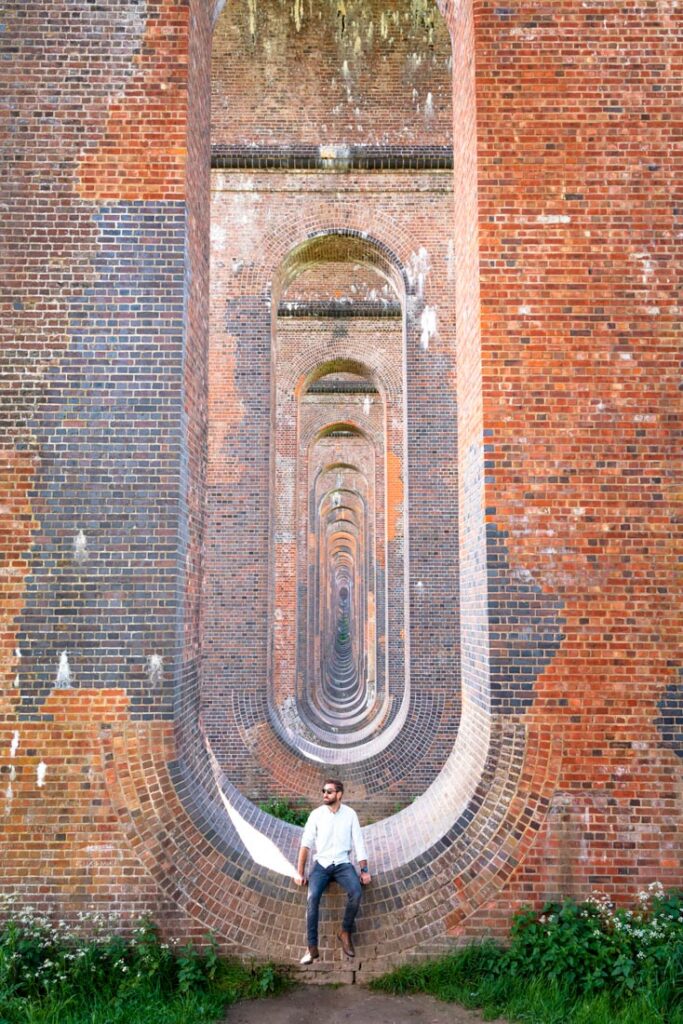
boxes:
[294,779,371,964]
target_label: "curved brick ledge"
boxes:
[100,710,563,968]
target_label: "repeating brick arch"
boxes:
[161,183,552,953]
[150,0,565,959]
[269,261,405,762]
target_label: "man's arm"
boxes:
[294,845,309,886]
[295,808,317,885]
[351,809,371,884]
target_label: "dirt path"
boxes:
[224,985,508,1024]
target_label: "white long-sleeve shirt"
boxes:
[301,802,367,868]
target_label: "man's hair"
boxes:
[324,778,344,794]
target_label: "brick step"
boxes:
[288,960,359,985]
[278,892,379,983]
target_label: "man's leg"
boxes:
[333,863,362,943]
[306,862,331,949]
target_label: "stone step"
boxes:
[289,961,359,985]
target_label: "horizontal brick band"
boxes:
[278,301,402,318]
[211,145,453,172]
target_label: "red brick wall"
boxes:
[455,0,681,929]
[211,0,453,146]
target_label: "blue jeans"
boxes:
[306,861,362,947]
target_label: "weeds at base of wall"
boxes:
[258,797,311,827]
[370,883,683,1024]
[0,903,290,1024]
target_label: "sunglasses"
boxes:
[322,787,338,795]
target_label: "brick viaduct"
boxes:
[1,0,680,977]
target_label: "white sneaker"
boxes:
[299,947,319,964]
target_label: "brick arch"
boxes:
[183,156,503,856]
[226,215,423,306]
[9,0,679,976]
[267,229,410,764]
[102,712,563,964]
[303,359,386,398]
[145,0,565,965]
[274,229,407,307]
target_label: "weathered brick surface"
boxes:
[1,0,680,978]
[210,0,453,147]
[457,0,682,923]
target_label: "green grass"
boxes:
[0,959,288,1024]
[371,948,683,1024]
[370,887,683,1024]
[0,910,289,1024]
[1,988,225,1024]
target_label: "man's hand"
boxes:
[360,871,372,885]
[293,872,307,886]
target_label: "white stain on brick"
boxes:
[73,529,88,564]
[536,214,571,224]
[4,767,15,813]
[420,305,438,350]
[518,304,532,315]
[212,0,227,26]
[247,0,257,39]
[210,221,226,250]
[10,732,19,759]
[446,238,455,282]
[631,250,654,285]
[36,762,47,788]
[55,651,71,689]
[6,764,17,803]
[148,655,163,686]
[406,246,431,298]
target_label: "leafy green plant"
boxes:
[0,900,289,1024]
[258,797,310,827]
[371,883,683,1024]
